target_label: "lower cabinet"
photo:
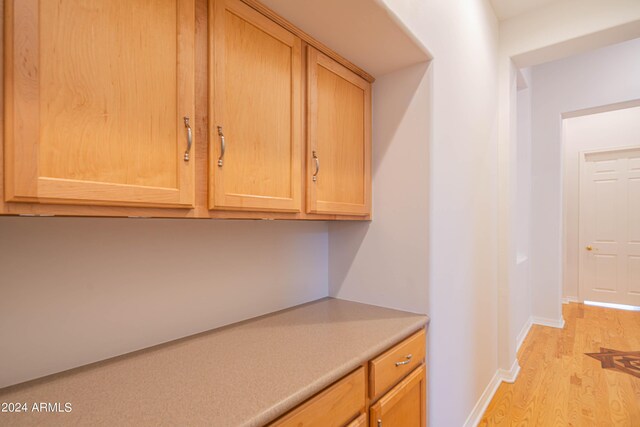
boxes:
[270,329,427,427]
[347,413,368,427]
[270,367,365,427]
[369,365,427,427]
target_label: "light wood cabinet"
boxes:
[270,330,427,426]
[4,0,196,208]
[369,330,426,400]
[370,364,427,427]
[209,0,302,212]
[1,0,373,219]
[270,367,365,427]
[346,413,367,427]
[307,48,372,216]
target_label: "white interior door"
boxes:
[579,147,640,306]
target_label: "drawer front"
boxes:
[369,330,426,399]
[271,367,365,427]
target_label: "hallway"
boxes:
[481,303,640,425]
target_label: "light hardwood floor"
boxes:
[481,303,640,426]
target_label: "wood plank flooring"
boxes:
[481,303,640,426]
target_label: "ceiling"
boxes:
[490,0,564,20]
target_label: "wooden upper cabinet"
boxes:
[307,47,371,216]
[209,0,302,212]
[2,0,373,219]
[4,0,196,208]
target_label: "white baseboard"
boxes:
[463,314,564,426]
[516,316,533,353]
[562,296,579,304]
[531,316,565,329]
[499,358,521,383]
[463,370,502,427]
[463,359,521,427]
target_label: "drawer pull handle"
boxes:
[377,420,382,427]
[395,354,413,367]
[183,116,192,161]
[217,126,226,167]
[312,150,320,182]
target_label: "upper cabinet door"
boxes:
[307,48,371,216]
[4,0,196,208]
[209,0,302,212]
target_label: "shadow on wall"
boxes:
[328,61,431,316]
[372,62,431,176]
[328,221,370,296]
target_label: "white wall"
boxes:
[529,38,640,310]
[330,1,500,425]
[0,218,328,387]
[563,105,640,300]
[512,68,532,352]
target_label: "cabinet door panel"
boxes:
[307,48,371,216]
[210,0,301,212]
[370,364,427,427]
[4,0,196,208]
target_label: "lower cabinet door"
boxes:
[346,413,367,427]
[369,364,426,427]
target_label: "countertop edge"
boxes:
[248,316,429,426]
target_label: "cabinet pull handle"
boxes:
[312,151,320,182]
[183,116,192,161]
[217,126,225,167]
[377,420,382,427]
[395,354,413,367]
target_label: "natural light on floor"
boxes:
[584,300,640,312]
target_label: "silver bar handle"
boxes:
[312,151,319,182]
[377,420,382,427]
[217,126,225,167]
[395,354,413,367]
[183,116,192,161]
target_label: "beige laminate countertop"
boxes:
[0,298,429,426]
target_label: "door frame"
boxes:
[577,144,640,303]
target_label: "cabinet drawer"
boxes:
[270,367,365,427]
[369,330,426,400]
[370,364,427,427]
